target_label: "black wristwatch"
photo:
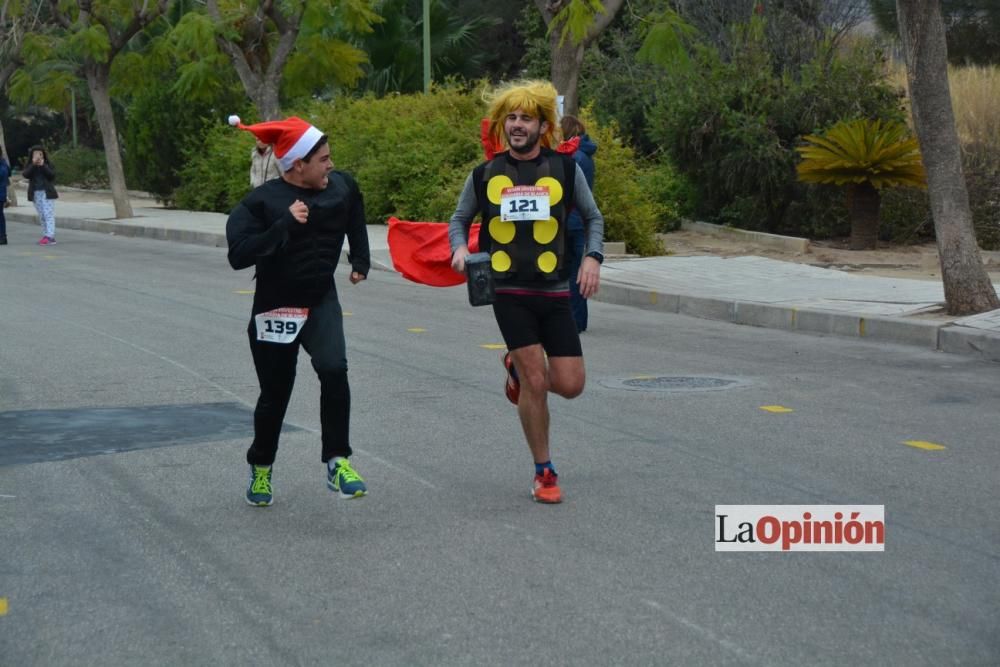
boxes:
[586,251,604,264]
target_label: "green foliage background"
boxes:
[171,86,671,255]
[47,146,109,188]
[645,23,905,238]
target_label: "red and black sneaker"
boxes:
[502,351,520,405]
[532,468,562,504]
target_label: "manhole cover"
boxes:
[599,375,748,393]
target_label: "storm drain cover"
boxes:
[599,375,748,393]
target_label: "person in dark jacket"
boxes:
[559,116,597,332]
[0,148,10,245]
[22,145,58,246]
[226,115,371,507]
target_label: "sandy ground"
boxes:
[659,230,1000,283]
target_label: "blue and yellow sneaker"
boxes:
[327,458,367,499]
[246,465,273,507]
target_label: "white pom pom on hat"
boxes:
[227,115,323,173]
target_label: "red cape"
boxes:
[387,217,481,287]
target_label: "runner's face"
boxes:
[297,144,332,189]
[504,109,548,156]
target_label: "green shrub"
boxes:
[174,123,255,213]
[310,86,483,224]
[646,22,905,239]
[123,86,244,205]
[878,187,933,245]
[583,114,668,254]
[966,160,1000,250]
[47,146,109,188]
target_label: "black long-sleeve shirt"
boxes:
[226,173,370,314]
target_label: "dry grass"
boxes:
[889,62,1000,162]
[886,61,1000,249]
[949,65,1000,163]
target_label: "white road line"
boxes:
[641,599,757,664]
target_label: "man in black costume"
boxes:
[226,115,370,507]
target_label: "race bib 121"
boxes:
[500,185,550,222]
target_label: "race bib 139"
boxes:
[254,307,309,343]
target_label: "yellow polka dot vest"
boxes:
[479,151,571,283]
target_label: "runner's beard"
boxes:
[507,128,540,153]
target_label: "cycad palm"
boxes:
[796,118,926,249]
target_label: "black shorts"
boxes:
[492,293,582,357]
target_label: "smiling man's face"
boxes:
[503,108,548,158]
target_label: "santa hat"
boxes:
[228,115,324,173]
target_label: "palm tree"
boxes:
[357,0,499,96]
[796,118,926,249]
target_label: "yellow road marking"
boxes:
[903,440,946,451]
[760,405,793,413]
[480,344,506,350]
[343,311,352,316]
[233,290,255,295]
[0,598,7,616]
[407,327,426,333]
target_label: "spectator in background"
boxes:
[22,145,58,246]
[0,147,10,245]
[250,139,281,188]
[558,115,598,333]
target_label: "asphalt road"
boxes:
[1,228,998,666]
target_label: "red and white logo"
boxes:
[715,505,885,552]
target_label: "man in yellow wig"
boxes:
[449,80,605,504]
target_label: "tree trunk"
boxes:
[86,63,133,219]
[250,81,281,122]
[549,32,585,116]
[896,0,999,315]
[848,182,881,250]
[0,119,17,206]
[535,0,625,117]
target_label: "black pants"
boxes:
[245,287,352,466]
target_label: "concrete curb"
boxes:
[594,279,1000,362]
[677,220,811,254]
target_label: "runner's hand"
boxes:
[578,256,601,298]
[350,271,366,284]
[451,245,470,273]
[289,200,309,224]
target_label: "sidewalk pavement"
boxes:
[6,192,1000,363]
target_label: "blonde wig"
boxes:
[485,80,560,152]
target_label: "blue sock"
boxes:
[535,461,556,476]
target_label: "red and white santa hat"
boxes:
[228,115,324,173]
